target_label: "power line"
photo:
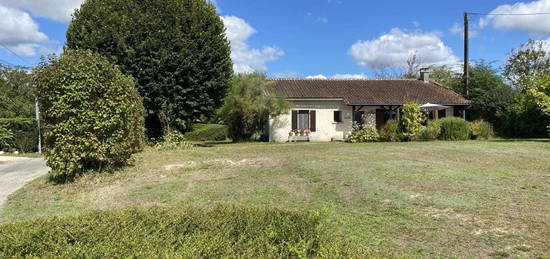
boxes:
[468,12,550,16]
[0,42,33,66]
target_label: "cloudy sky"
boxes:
[1,0,549,78]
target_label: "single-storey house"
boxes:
[265,71,470,142]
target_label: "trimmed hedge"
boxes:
[0,118,38,153]
[0,206,363,258]
[183,124,229,141]
[439,117,470,141]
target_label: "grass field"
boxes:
[1,140,549,258]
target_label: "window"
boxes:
[334,111,342,122]
[291,110,316,132]
[298,110,309,129]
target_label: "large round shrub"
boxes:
[439,117,469,141]
[34,50,145,182]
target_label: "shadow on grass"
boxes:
[488,138,550,143]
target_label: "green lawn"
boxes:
[1,140,549,258]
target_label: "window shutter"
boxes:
[291,110,297,130]
[310,110,316,132]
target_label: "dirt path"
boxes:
[0,156,49,210]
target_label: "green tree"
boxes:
[66,0,232,139]
[525,74,550,135]
[504,39,550,89]
[399,102,425,141]
[0,65,35,119]
[34,50,145,182]
[430,65,461,91]
[219,74,290,141]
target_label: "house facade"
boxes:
[266,72,470,142]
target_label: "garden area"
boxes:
[1,140,549,257]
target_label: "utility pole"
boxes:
[463,12,470,99]
[35,97,41,154]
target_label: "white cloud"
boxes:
[2,0,84,23]
[479,0,550,35]
[449,22,479,38]
[0,5,49,57]
[305,73,368,79]
[348,28,460,69]
[306,74,328,79]
[332,73,368,79]
[222,16,284,74]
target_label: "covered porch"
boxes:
[350,104,468,129]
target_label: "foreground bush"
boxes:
[34,50,145,182]
[439,117,469,140]
[183,124,229,141]
[0,206,364,258]
[0,118,38,152]
[347,127,379,143]
[469,120,494,140]
[379,120,399,142]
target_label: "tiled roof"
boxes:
[266,78,470,105]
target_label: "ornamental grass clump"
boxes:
[34,50,145,182]
[469,120,495,140]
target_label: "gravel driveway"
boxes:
[0,156,50,210]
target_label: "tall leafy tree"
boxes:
[66,0,233,138]
[504,39,550,89]
[0,65,35,119]
[218,74,290,141]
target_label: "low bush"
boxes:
[420,120,442,140]
[347,127,380,143]
[439,117,470,140]
[0,118,37,153]
[183,124,229,141]
[34,50,145,182]
[157,130,193,150]
[379,120,399,142]
[0,206,363,258]
[469,120,494,140]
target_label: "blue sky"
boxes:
[1,0,550,78]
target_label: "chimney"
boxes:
[419,68,430,83]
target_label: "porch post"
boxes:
[351,105,356,124]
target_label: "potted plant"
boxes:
[289,131,295,136]
[304,129,310,136]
